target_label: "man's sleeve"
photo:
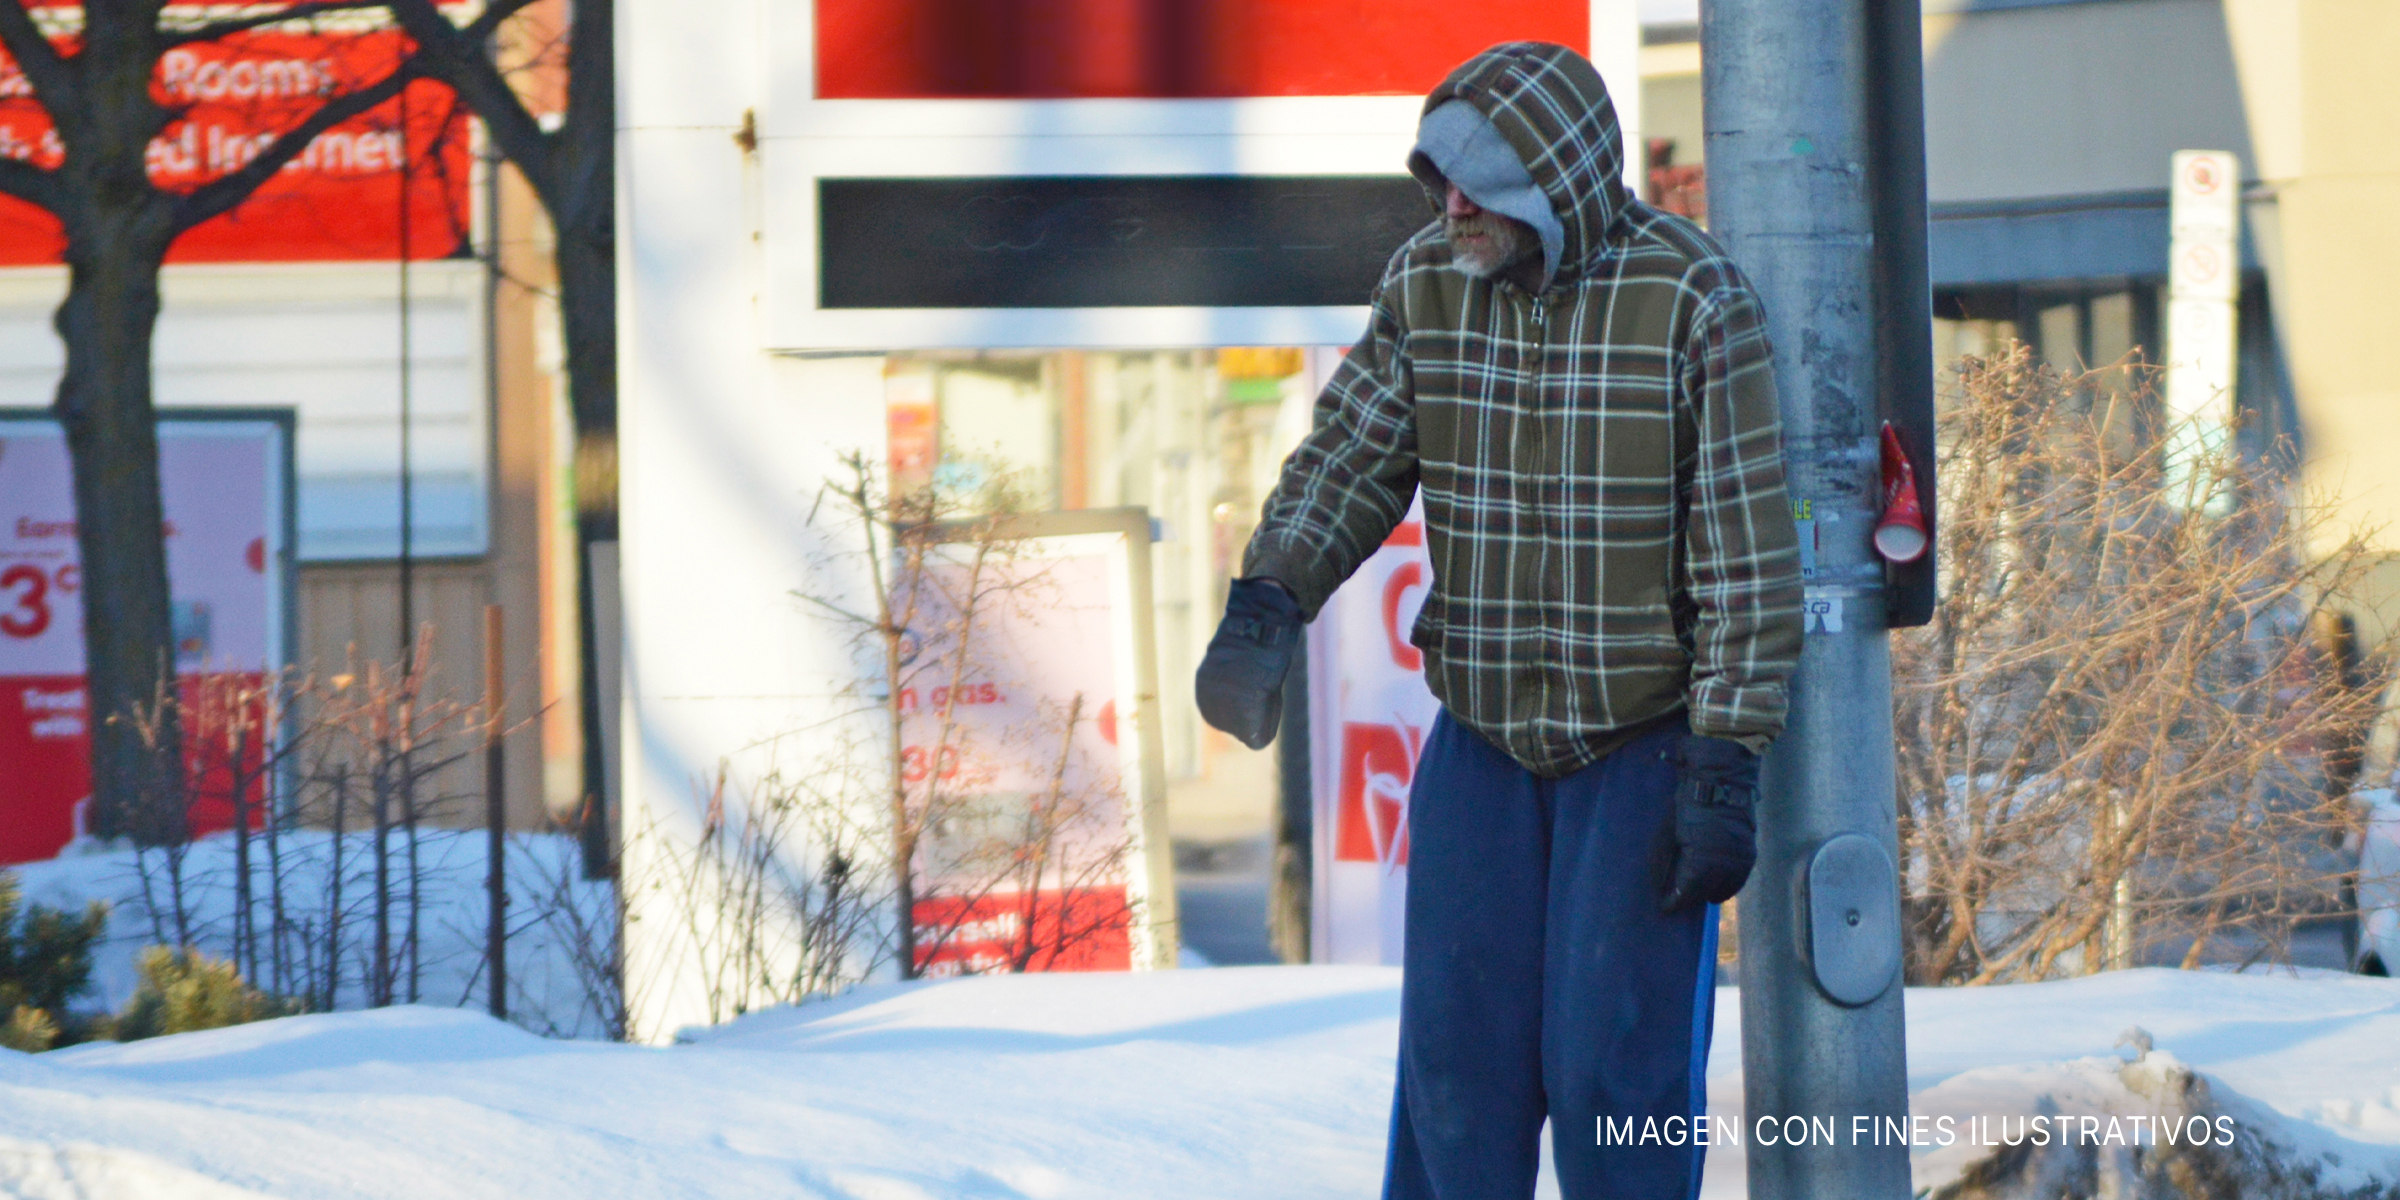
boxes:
[1241,278,1419,620]
[1682,285,1804,752]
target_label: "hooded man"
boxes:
[1195,43,1803,1199]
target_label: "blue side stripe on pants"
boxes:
[1686,903,1721,1200]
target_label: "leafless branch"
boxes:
[0,2,78,127]
[383,0,554,192]
[1893,346,2387,984]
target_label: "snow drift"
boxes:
[0,965,2396,1198]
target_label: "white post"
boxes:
[2107,793,2133,972]
[2164,150,2241,511]
[1589,0,1642,194]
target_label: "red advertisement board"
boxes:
[817,0,1588,99]
[912,886,1134,975]
[1308,505,1439,966]
[0,9,470,264]
[895,518,1171,975]
[0,415,291,864]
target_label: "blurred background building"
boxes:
[1641,0,2400,772]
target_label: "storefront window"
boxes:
[883,347,1339,834]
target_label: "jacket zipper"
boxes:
[1528,291,1552,734]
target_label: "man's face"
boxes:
[1443,182,1538,279]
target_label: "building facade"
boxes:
[0,9,585,849]
[1641,0,2400,760]
[614,0,1648,1037]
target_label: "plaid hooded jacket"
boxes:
[1242,42,1804,778]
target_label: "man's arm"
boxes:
[1241,281,1420,616]
[1680,285,1804,753]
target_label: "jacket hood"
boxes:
[1408,42,1631,290]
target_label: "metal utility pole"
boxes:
[484,603,508,1020]
[1704,0,1930,1196]
[397,84,416,669]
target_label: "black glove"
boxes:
[1655,733,1761,913]
[1195,577,1304,750]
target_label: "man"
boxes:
[1194,42,1803,1200]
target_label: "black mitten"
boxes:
[1656,734,1760,913]
[1195,578,1304,750]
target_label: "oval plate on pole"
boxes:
[1807,832,1901,1007]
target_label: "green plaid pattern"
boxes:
[1243,43,1803,777]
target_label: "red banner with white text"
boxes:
[0,7,470,264]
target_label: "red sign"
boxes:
[0,672,85,860]
[817,0,1589,99]
[0,10,470,264]
[1309,497,1439,964]
[0,418,288,863]
[912,886,1134,975]
[1334,722,1415,867]
[0,671,269,862]
[1334,519,1427,865]
[893,520,1170,973]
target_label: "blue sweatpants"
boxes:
[1383,711,1719,1200]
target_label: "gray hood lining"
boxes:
[1407,99,1567,291]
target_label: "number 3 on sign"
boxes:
[0,563,51,638]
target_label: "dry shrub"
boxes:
[624,761,891,1027]
[1,1005,59,1053]
[288,642,481,1009]
[1894,347,2386,984]
[178,668,299,992]
[113,641,524,1020]
[515,834,630,1040]
[109,946,298,1041]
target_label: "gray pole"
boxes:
[1703,1,1915,1196]
[484,603,508,1020]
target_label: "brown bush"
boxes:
[1894,347,2386,984]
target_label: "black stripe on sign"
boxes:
[818,175,1429,309]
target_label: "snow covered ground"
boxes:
[4,964,2399,1198]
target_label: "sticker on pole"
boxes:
[1803,589,1846,634]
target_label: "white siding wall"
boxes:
[0,261,486,560]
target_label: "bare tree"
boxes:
[812,452,1029,978]
[378,0,617,873]
[311,637,478,1005]
[1893,348,2387,984]
[0,1,464,841]
[179,667,306,984]
[612,450,1147,1029]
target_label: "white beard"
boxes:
[1445,211,1538,279]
